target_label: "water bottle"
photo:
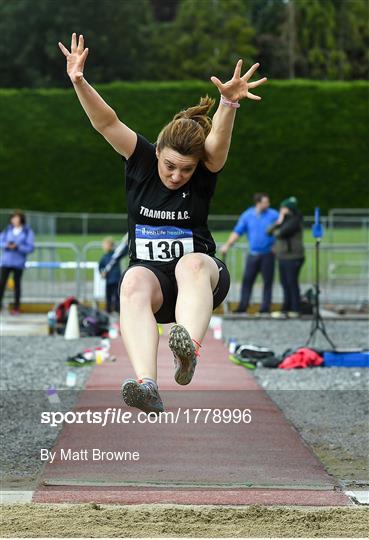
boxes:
[228,338,237,353]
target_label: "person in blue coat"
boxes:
[0,210,35,315]
[220,193,279,314]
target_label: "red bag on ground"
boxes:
[278,348,324,369]
[55,296,79,323]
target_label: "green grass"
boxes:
[36,227,368,247]
[31,228,368,286]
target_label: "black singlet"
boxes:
[123,133,219,268]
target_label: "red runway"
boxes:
[33,329,350,506]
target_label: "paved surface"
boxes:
[33,329,351,506]
[221,317,369,353]
[0,313,48,336]
[0,335,100,489]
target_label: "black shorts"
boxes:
[118,255,230,324]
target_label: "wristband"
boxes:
[220,95,240,109]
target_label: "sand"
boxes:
[1,503,368,537]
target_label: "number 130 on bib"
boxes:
[135,224,194,261]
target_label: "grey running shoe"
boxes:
[169,324,198,385]
[121,379,164,415]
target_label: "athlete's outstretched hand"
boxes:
[211,60,267,102]
[58,33,89,84]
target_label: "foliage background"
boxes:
[0,0,368,214]
[0,0,368,87]
[1,80,368,214]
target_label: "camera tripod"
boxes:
[306,237,336,349]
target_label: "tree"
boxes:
[0,0,367,86]
[0,0,156,87]
[249,0,291,79]
[297,0,340,79]
[151,0,180,21]
[155,0,256,81]
[333,0,369,80]
[297,0,368,80]
[249,0,368,81]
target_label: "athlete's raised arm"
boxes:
[204,60,267,173]
[58,33,137,159]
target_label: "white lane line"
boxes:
[345,490,369,505]
[0,491,34,503]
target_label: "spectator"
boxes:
[220,193,279,314]
[0,210,35,315]
[99,237,123,314]
[268,197,305,318]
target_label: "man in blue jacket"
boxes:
[0,210,35,315]
[220,193,279,314]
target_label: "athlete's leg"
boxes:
[120,266,163,381]
[174,253,219,344]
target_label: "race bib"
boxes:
[135,224,194,262]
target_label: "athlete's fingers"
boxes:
[58,42,70,57]
[80,47,89,64]
[71,32,77,53]
[247,77,267,89]
[233,59,243,79]
[241,62,260,82]
[210,76,224,92]
[247,91,262,101]
[77,34,84,54]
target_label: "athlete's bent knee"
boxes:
[120,270,153,302]
[120,268,163,312]
[175,253,207,277]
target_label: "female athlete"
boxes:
[59,33,267,414]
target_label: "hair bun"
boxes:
[156,95,216,161]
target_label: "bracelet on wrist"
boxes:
[220,95,240,109]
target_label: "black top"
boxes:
[267,212,305,260]
[123,133,219,268]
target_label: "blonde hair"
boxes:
[103,236,114,247]
[157,96,215,161]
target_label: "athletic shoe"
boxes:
[121,378,164,415]
[257,355,282,368]
[232,307,246,314]
[235,343,275,359]
[271,311,288,319]
[228,354,256,370]
[287,311,300,319]
[66,353,95,367]
[169,324,198,385]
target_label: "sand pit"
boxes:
[1,503,368,537]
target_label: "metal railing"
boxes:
[79,241,129,301]
[221,242,369,307]
[3,239,367,308]
[2,208,369,242]
[19,242,81,301]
